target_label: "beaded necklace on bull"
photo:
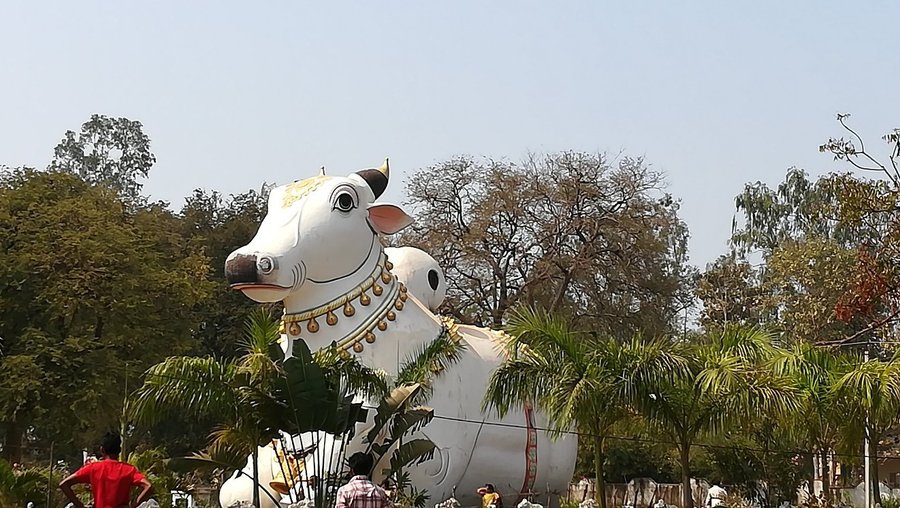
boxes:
[280,252,409,354]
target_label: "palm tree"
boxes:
[833,350,900,505]
[129,309,384,508]
[483,308,687,508]
[636,327,797,508]
[770,343,853,504]
[128,309,286,507]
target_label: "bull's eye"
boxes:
[335,192,355,212]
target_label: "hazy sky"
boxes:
[2,2,898,268]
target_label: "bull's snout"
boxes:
[225,253,260,285]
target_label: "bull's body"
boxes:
[221,163,576,507]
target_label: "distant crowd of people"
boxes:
[55,432,510,508]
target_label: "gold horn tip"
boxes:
[378,158,390,178]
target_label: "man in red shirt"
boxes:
[59,432,154,508]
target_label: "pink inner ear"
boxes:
[368,204,414,235]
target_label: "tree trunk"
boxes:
[870,436,880,505]
[593,435,607,508]
[3,421,23,464]
[252,446,261,508]
[820,449,831,504]
[807,452,816,504]
[680,441,693,508]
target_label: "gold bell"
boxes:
[343,302,355,317]
[307,316,320,333]
[360,292,371,306]
[385,260,394,270]
[386,311,396,321]
[377,321,387,331]
[353,342,365,353]
[372,284,383,296]
[395,300,404,311]
[288,322,302,336]
[365,332,376,343]
[270,476,289,495]
[381,271,392,284]
[326,311,338,326]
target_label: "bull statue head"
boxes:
[224,160,412,304]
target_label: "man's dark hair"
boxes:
[100,432,122,456]
[485,484,495,492]
[347,452,374,477]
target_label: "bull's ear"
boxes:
[367,203,413,235]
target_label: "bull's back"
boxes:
[411,323,576,506]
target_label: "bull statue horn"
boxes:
[356,158,390,199]
[319,166,326,176]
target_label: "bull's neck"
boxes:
[280,245,409,351]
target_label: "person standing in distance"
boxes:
[705,482,727,508]
[59,432,154,508]
[477,484,502,508]
[336,452,393,508]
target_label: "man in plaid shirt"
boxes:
[336,452,393,508]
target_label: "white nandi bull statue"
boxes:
[221,161,577,507]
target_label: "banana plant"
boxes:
[365,383,438,478]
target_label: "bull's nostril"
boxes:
[258,256,275,275]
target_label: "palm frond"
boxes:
[128,356,239,426]
[168,439,249,474]
[483,358,553,417]
[314,346,388,399]
[504,307,588,362]
[238,308,283,386]
[396,328,465,393]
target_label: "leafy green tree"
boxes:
[600,436,678,484]
[695,255,765,331]
[0,168,212,463]
[49,114,156,202]
[179,187,273,358]
[762,239,862,344]
[731,168,868,255]
[483,308,686,508]
[730,167,890,343]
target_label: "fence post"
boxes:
[47,441,54,508]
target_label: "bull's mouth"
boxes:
[229,283,292,291]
